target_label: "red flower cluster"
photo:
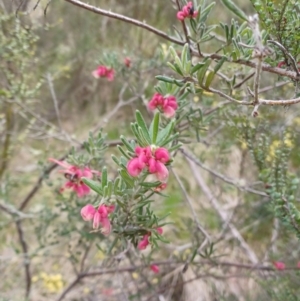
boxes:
[177,2,198,21]
[148,93,178,118]
[138,227,163,250]
[81,204,115,235]
[92,65,115,81]
[49,158,99,198]
[127,146,170,182]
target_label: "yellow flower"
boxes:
[267,140,280,162]
[132,272,139,279]
[193,96,199,103]
[152,278,159,284]
[40,273,64,293]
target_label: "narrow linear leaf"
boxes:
[119,169,134,188]
[81,178,103,196]
[101,166,108,189]
[220,0,248,21]
[197,59,211,85]
[155,75,175,83]
[135,111,151,143]
[191,62,205,74]
[214,56,227,73]
[117,145,132,160]
[149,112,160,144]
[120,135,134,152]
[200,2,216,23]
[156,120,176,146]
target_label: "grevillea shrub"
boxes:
[2,1,300,300]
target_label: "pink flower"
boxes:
[148,93,165,111]
[273,261,285,270]
[154,183,167,192]
[176,11,186,21]
[156,227,163,235]
[153,161,169,182]
[297,262,300,268]
[127,146,170,182]
[105,68,115,81]
[92,65,115,81]
[154,147,170,164]
[148,93,178,118]
[81,204,115,235]
[81,204,96,220]
[49,158,99,197]
[127,157,146,177]
[177,1,198,21]
[138,227,164,250]
[150,264,160,273]
[138,234,150,250]
[163,96,178,118]
[124,57,131,68]
[95,205,115,235]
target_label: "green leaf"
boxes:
[81,178,103,195]
[149,112,160,144]
[169,46,178,59]
[130,123,145,146]
[191,62,205,74]
[214,56,227,73]
[119,169,134,188]
[160,133,179,147]
[140,181,161,188]
[117,145,132,160]
[200,2,216,23]
[156,120,176,146]
[197,59,211,85]
[107,180,113,197]
[204,71,215,88]
[101,166,108,189]
[120,135,135,153]
[135,111,151,144]
[155,75,175,83]
[166,62,179,74]
[220,0,248,21]
[138,126,152,146]
[170,62,184,76]
[181,43,190,69]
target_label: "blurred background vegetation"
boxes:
[1,0,300,300]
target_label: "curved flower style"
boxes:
[81,204,115,235]
[148,93,178,118]
[127,146,170,182]
[177,1,198,21]
[138,228,164,251]
[49,158,99,198]
[92,65,115,81]
[138,234,150,250]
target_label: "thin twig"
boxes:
[184,155,259,264]
[268,40,300,77]
[180,148,268,197]
[63,0,184,46]
[16,221,31,298]
[171,168,211,243]
[56,258,293,301]
[62,0,300,81]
